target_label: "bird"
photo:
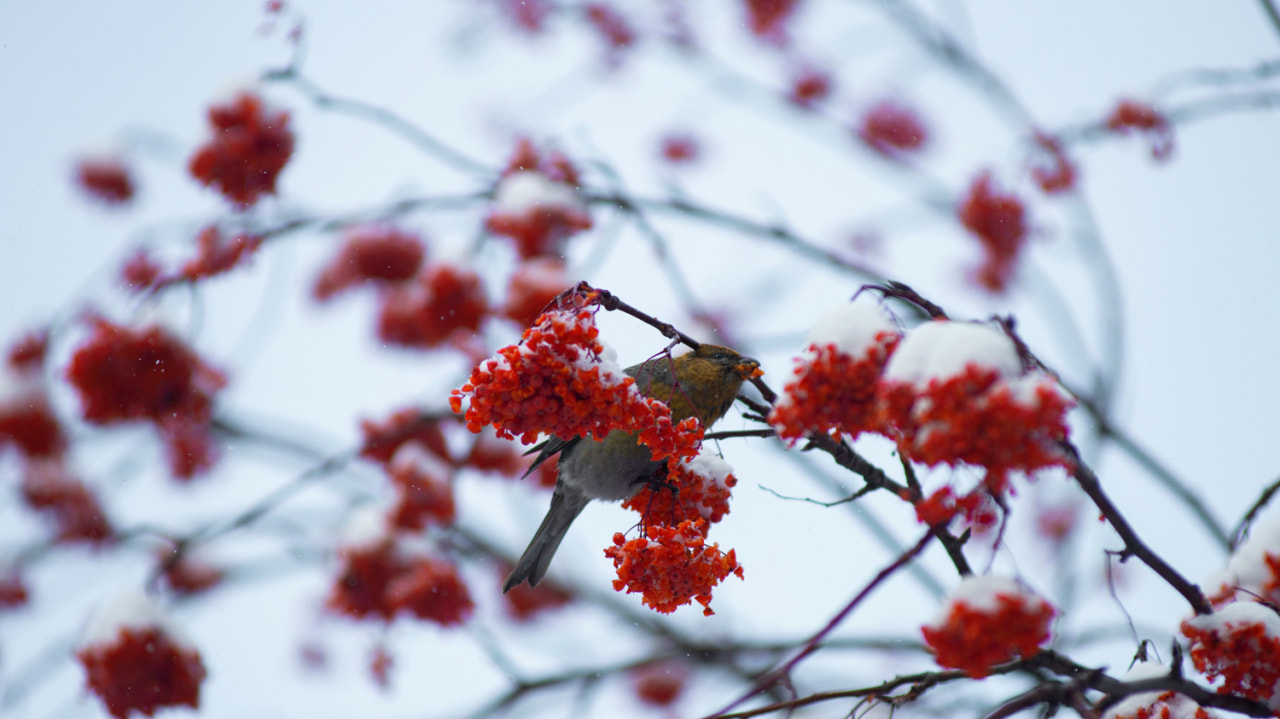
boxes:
[503,343,760,592]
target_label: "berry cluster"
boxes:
[450,297,660,444]
[957,172,1029,293]
[66,318,227,479]
[857,101,929,157]
[604,520,744,616]
[485,138,593,260]
[1106,99,1174,161]
[76,593,206,719]
[921,575,1055,678]
[188,90,294,208]
[1181,602,1280,709]
[326,509,473,626]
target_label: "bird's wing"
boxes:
[521,435,582,478]
[626,355,674,394]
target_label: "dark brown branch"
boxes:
[711,650,1273,719]
[862,281,949,320]
[1084,402,1232,550]
[705,429,777,442]
[581,282,703,351]
[1061,443,1214,615]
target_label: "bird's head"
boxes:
[689,344,763,383]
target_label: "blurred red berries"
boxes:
[789,66,831,108]
[188,90,294,208]
[485,138,592,260]
[744,0,801,45]
[957,172,1028,293]
[77,593,206,719]
[501,258,570,328]
[1105,99,1174,161]
[376,263,489,349]
[65,317,227,479]
[857,101,929,157]
[75,155,135,206]
[659,133,701,165]
[313,226,426,301]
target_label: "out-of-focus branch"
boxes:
[1257,0,1280,45]
[586,192,884,283]
[1057,90,1280,147]
[261,67,493,176]
[713,529,934,717]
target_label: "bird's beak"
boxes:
[735,357,763,380]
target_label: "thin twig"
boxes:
[711,530,935,717]
[1232,474,1280,548]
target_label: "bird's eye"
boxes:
[712,351,727,361]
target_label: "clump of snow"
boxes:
[493,171,584,215]
[687,451,734,490]
[82,590,191,649]
[389,440,452,480]
[1186,600,1280,638]
[884,321,1021,387]
[806,299,899,357]
[994,371,1070,410]
[515,256,567,287]
[1212,509,1280,601]
[938,575,1035,617]
[340,505,390,549]
[0,368,38,404]
[570,335,628,388]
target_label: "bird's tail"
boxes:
[503,487,589,592]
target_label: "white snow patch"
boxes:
[687,451,734,489]
[936,575,1038,618]
[806,299,899,358]
[1212,509,1280,602]
[493,171,584,215]
[992,371,1070,410]
[1186,600,1280,637]
[0,370,39,405]
[340,505,390,549]
[81,590,191,649]
[389,440,451,480]
[1184,602,1280,710]
[568,335,629,388]
[883,321,1020,387]
[513,257,567,288]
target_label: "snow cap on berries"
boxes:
[1209,510,1280,606]
[806,297,900,358]
[883,320,1021,387]
[81,591,192,649]
[1181,601,1280,709]
[493,171,585,217]
[77,591,206,719]
[769,298,901,441]
[921,575,1055,677]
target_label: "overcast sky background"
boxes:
[2,2,1279,718]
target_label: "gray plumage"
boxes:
[502,346,757,592]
